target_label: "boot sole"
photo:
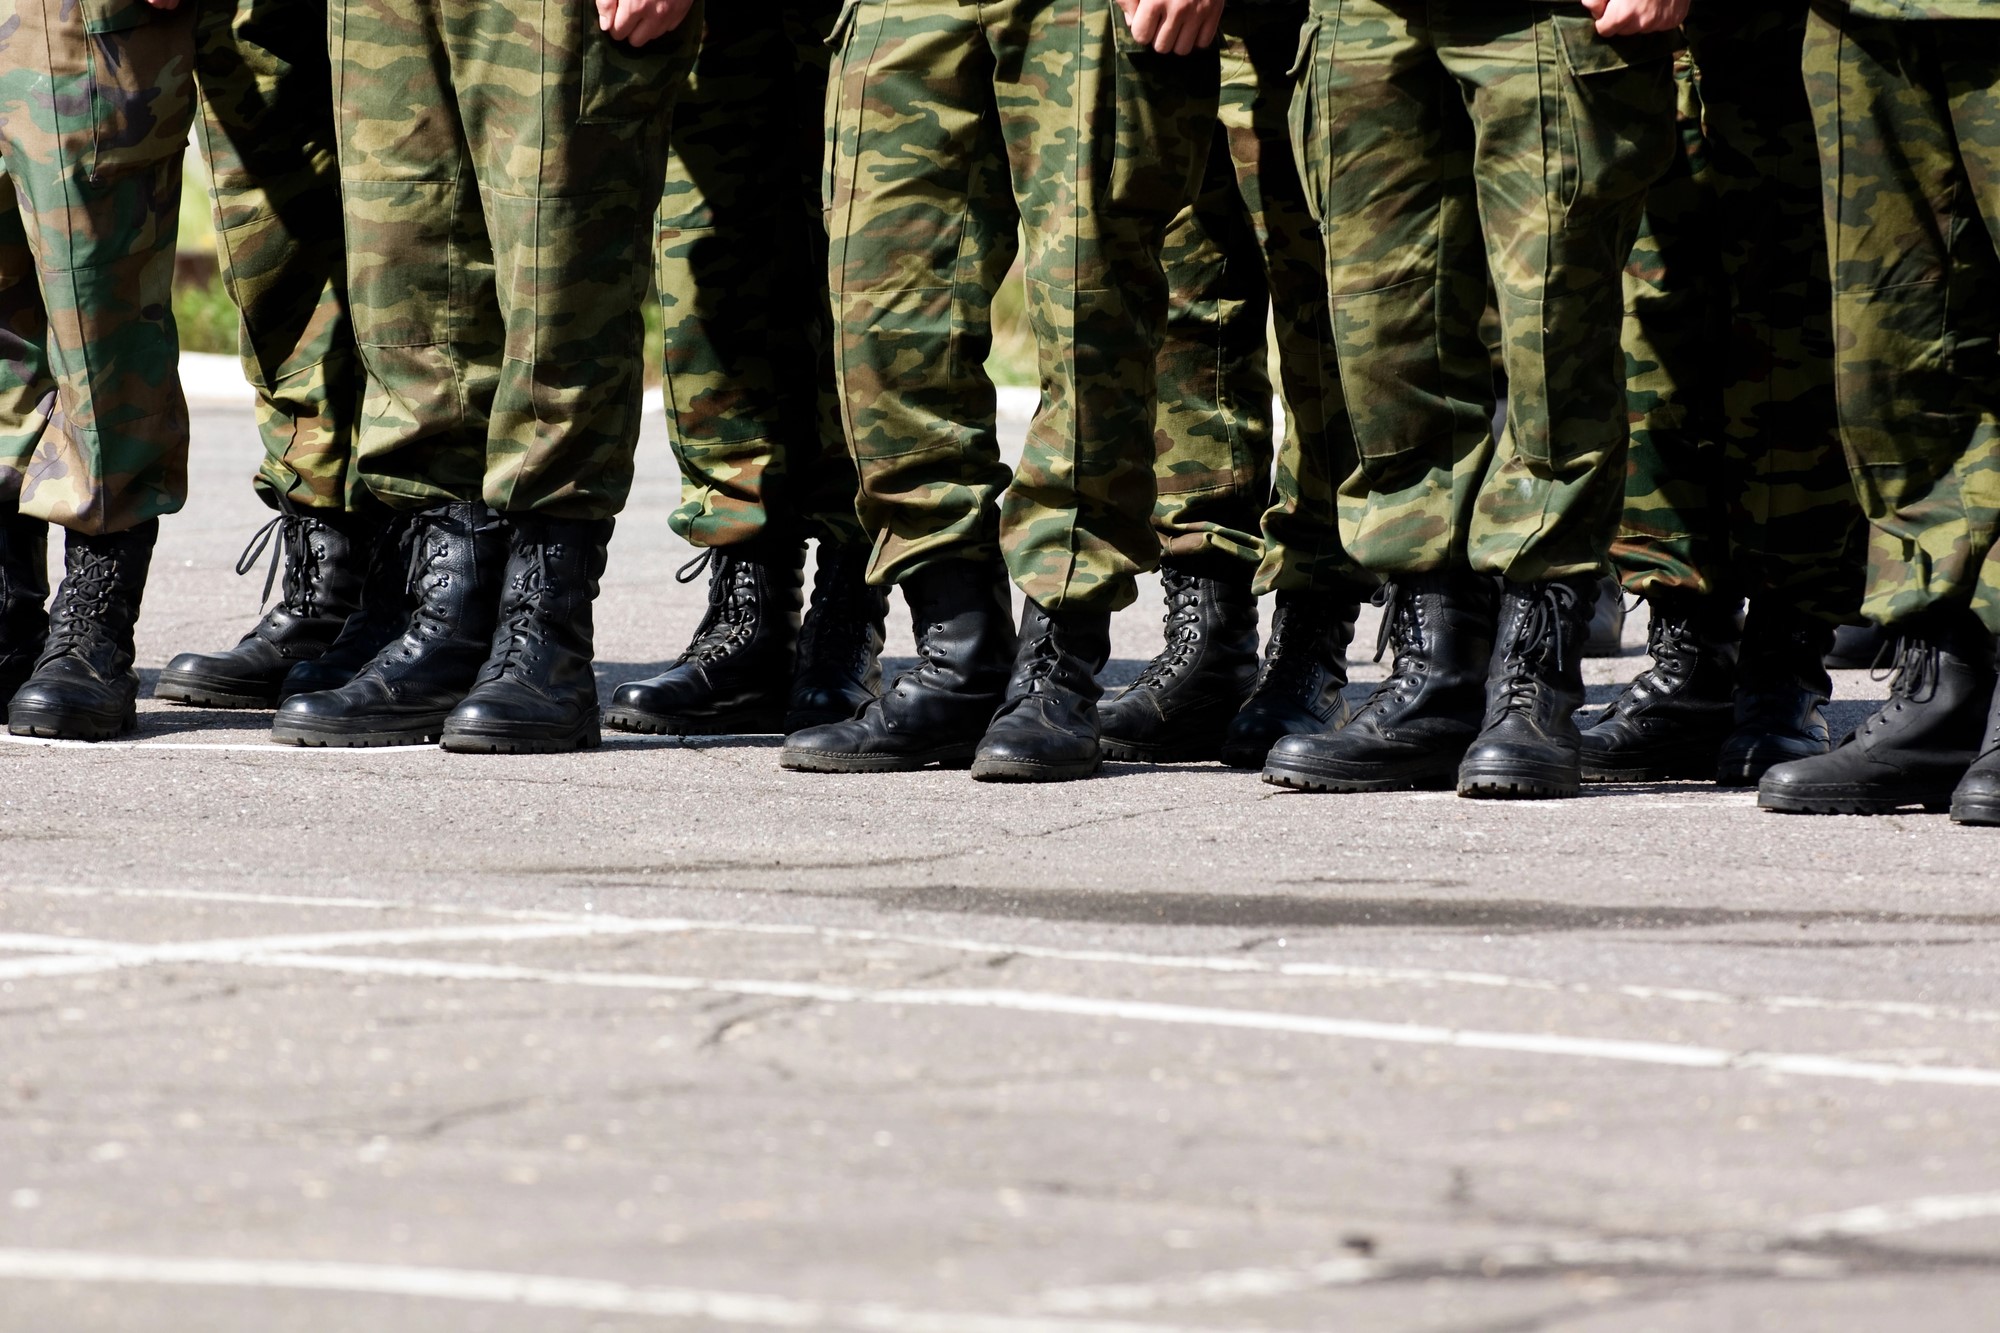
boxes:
[1579,756,1718,784]
[1459,756,1580,801]
[1951,794,2000,826]
[970,754,1105,783]
[604,705,786,737]
[1260,759,1461,794]
[779,744,977,774]
[1759,786,1956,816]
[1100,737,1223,765]
[441,721,602,756]
[154,673,278,710]
[8,702,137,742]
[270,717,445,748]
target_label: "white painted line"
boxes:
[0,734,434,754]
[13,884,2000,1028]
[1790,1191,2000,1240]
[231,952,2000,1090]
[0,1249,1230,1333]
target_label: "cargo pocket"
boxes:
[1550,16,1679,224]
[1107,9,1217,221]
[79,0,192,182]
[1286,15,1326,227]
[579,28,679,125]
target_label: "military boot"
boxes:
[1582,575,1627,657]
[1218,590,1360,770]
[784,541,889,733]
[1759,612,1995,815]
[1825,622,1886,670]
[1262,569,1496,792]
[971,599,1112,782]
[1579,594,1739,782]
[0,507,50,705]
[781,558,1014,772]
[1099,559,1259,764]
[1459,577,1596,800]
[1949,659,2000,827]
[156,509,372,708]
[271,501,505,747]
[1716,602,1836,787]
[9,520,157,741]
[604,542,805,736]
[442,515,611,754]
[277,514,415,700]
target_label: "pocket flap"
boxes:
[1555,17,1680,77]
[80,0,160,35]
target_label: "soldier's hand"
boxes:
[1118,0,1223,56]
[596,0,696,46]
[143,0,179,8]
[1580,0,1690,35]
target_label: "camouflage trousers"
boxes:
[658,0,862,552]
[1151,1,1363,597]
[1805,7,2000,636]
[1294,0,1676,580]
[0,0,194,535]
[193,0,363,514]
[330,0,700,520]
[826,0,1216,611]
[1613,2,1862,624]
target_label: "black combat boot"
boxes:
[442,514,611,754]
[0,507,50,705]
[276,514,415,700]
[1262,569,1496,792]
[1760,611,1995,815]
[1098,559,1259,763]
[1218,590,1360,770]
[971,599,1112,782]
[1716,602,1836,786]
[784,541,889,732]
[1458,577,1596,800]
[1949,654,2000,826]
[8,520,157,741]
[1579,593,1740,782]
[156,509,372,708]
[780,558,1014,772]
[1825,622,1886,670]
[604,542,805,735]
[1582,575,1627,657]
[270,501,505,747]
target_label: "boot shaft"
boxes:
[902,558,1017,697]
[1738,600,1834,701]
[679,542,805,666]
[491,514,614,662]
[276,509,373,623]
[1484,577,1594,727]
[1133,559,1259,693]
[797,540,888,669]
[40,520,159,674]
[1008,599,1110,703]
[0,508,50,652]
[404,502,508,651]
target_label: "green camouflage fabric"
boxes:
[826,0,1217,612]
[1612,2,1863,624]
[657,0,863,552]
[331,0,700,521]
[1150,1,1364,597]
[193,0,363,514]
[1294,1,1677,581]
[1803,8,2000,635]
[0,0,194,536]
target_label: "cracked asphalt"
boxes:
[3,401,2000,1332]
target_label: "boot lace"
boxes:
[1128,566,1204,691]
[1844,635,1940,746]
[798,549,876,675]
[478,540,553,685]
[1347,582,1423,724]
[234,510,323,616]
[40,549,123,662]
[1488,582,1580,722]
[1598,608,1699,718]
[1252,601,1326,699]
[674,550,761,665]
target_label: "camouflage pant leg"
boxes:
[1298,1,1674,580]
[828,0,1214,611]
[0,0,194,535]
[192,0,363,514]
[334,0,697,520]
[1805,8,2000,635]
[658,0,863,551]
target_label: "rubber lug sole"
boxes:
[779,743,978,774]
[1100,735,1223,765]
[1759,786,1956,816]
[1579,750,1721,784]
[604,703,786,737]
[1260,759,1460,794]
[270,715,447,748]
[969,753,1105,783]
[441,720,602,755]
[1950,793,2000,826]
[8,701,137,741]
[154,673,278,710]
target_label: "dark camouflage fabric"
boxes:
[193,0,363,514]
[1294,0,1677,581]
[1804,6,2000,634]
[657,0,863,552]
[1151,1,1364,597]
[1612,2,1863,625]
[331,0,699,520]
[825,0,1217,611]
[0,0,194,536]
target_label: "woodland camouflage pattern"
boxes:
[1804,5,2000,634]
[1613,1,1862,624]
[332,0,698,520]
[193,0,363,513]
[1151,1,1364,597]
[0,0,194,535]
[825,0,1216,611]
[1294,0,1676,581]
[658,0,862,553]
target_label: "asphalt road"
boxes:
[3,389,1998,1332]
